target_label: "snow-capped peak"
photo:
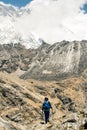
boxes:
[0,2,19,17]
[0,0,87,48]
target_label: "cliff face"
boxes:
[0,41,87,80]
[19,40,87,80]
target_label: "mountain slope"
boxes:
[0,2,19,17]
[0,41,87,80]
[0,72,87,130]
[0,1,41,48]
[20,40,87,80]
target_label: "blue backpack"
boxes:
[43,101,51,109]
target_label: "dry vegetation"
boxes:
[0,72,87,130]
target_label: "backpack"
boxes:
[43,101,51,110]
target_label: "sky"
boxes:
[82,3,87,13]
[0,0,87,13]
[0,0,32,7]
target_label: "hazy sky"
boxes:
[0,0,32,7]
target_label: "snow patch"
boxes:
[42,70,52,74]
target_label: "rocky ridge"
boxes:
[0,40,87,80]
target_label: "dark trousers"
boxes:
[44,110,50,123]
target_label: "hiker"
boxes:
[42,97,52,124]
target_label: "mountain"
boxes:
[0,40,87,80]
[0,0,87,48]
[0,39,87,130]
[0,1,87,129]
[0,2,19,17]
[0,1,41,48]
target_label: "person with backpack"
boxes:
[42,97,52,124]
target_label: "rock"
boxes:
[65,119,77,123]
[57,96,72,105]
[6,113,22,122]
[84,122,87,129]
[54,88,62,94]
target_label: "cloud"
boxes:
[15,0,87,44]
[1,0,87,48]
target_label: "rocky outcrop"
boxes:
[0,40,87,80]
[20,40,87,80]
[0,43,36,73]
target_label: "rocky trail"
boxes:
[0,72,87,130]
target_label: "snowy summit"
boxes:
[0,0,87,48]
